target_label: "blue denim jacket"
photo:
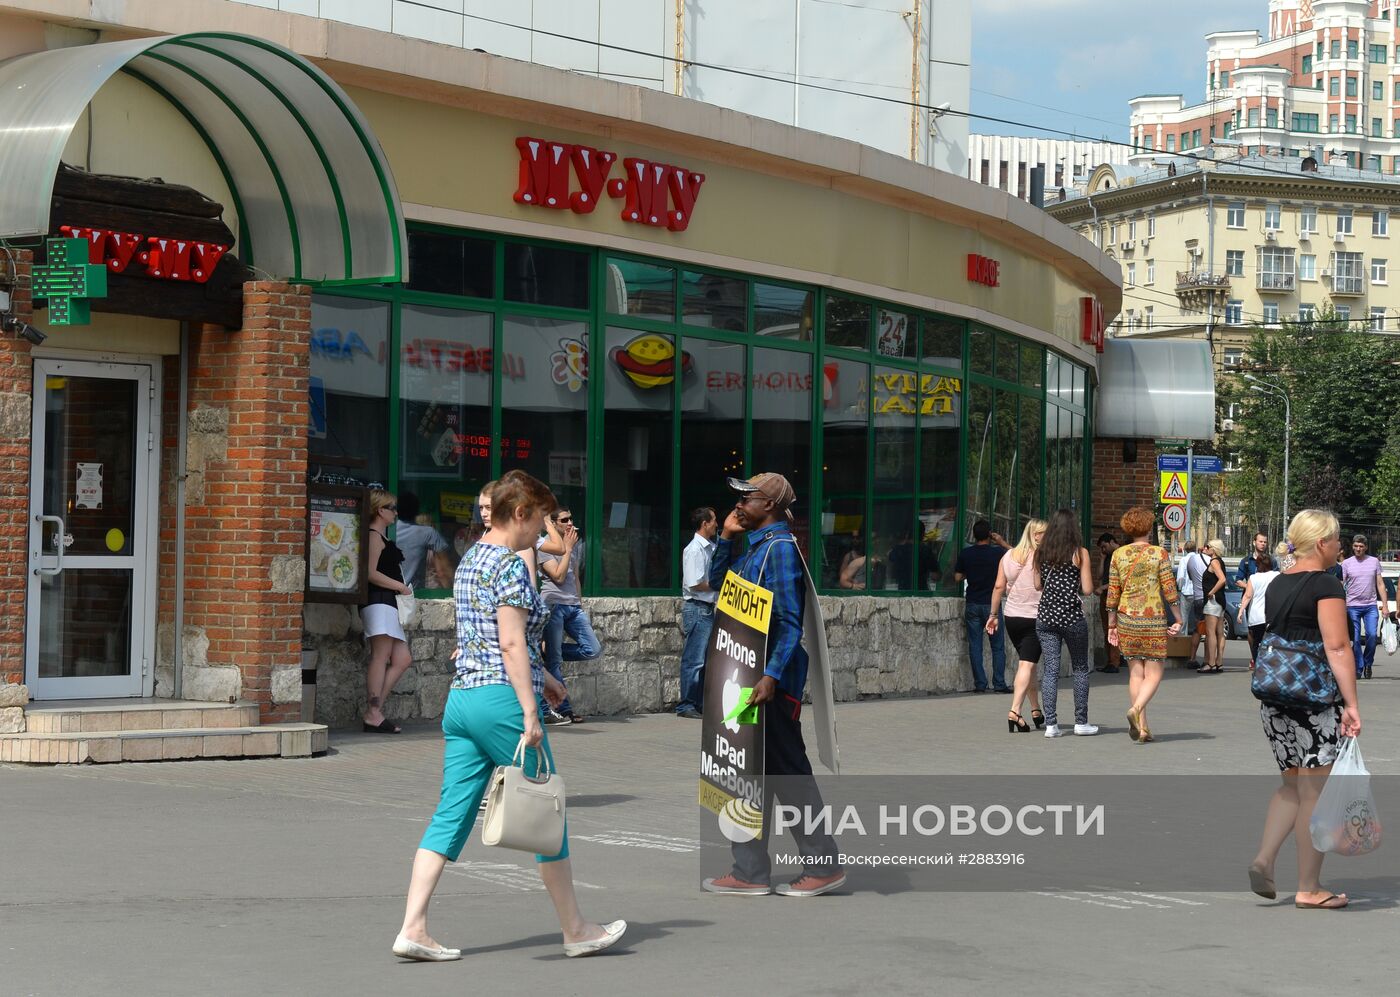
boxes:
[707,522,808,700]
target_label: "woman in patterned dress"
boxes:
[1105,506,1182,744]
[393,470,626,960]
[1249,509,1362,909]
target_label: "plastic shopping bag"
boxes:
[396,592,417,629]
[1383,617,1398,656]
[1309,737,1383,855]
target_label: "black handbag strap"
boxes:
[1264,572,1314,636]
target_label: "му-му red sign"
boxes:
[513,136,706,232]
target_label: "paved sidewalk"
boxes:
[4,641,1398,996]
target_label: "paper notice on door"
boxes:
[76,462,103,509]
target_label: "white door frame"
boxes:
[25,354,161,699]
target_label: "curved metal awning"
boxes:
[1096,337,1215,440]
[0,32,406,285]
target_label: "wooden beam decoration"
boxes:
[38,163,254,329]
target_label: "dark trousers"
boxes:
[731,695,842,883]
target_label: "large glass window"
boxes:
[874,308,915,359]
[917,370,961,590]
[600,327,675,589]
[871,365,918,591]
[500,316,589,542]
[504,241,590,308]
[397,305,492,588]
[754,282,813,340]
[823,294,870,350]
[606,257,675,320]
[407,231,494,298]
[683,271,747,331]
[922,314,963,367]
[309,295,390,486]
[681,338,746,536]
[820,358,869,589]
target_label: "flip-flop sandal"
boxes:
[1248,865,1276,900]
[362,719,401,734]
[1295,893,1348,909]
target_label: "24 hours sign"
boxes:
[698,571,770,836]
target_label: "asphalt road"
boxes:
[4,639,1399,996]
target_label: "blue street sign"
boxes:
[1192,456,1223,474]
[1156,455,1189,472]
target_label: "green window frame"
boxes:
[310,225,1093,597]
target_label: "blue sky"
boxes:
[970,0,1266,142]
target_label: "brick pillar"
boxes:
[0,250,34,691]
[1091,437,1162,540]
[183,282,309,722]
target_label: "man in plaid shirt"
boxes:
[701,472,845,899]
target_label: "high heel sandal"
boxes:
[1007,711,1030,733]
[1031,710,1045,730]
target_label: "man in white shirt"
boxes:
[677,507,718,719]
[1175,540,1201,667]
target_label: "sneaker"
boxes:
[702,874,771,896]
[676,708,703,719]
[774,871,847,897]
[1073,724,1100,736]
[543,710,572,726]
[1043,724,1065,738]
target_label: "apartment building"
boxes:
[1130,0,1400,170]
[967,135,1130,201]
[1045,153,1400,375]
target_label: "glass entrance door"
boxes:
[25,359,154,699]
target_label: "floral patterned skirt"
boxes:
[1116,613,1167,661]
[1260,701,1342,771]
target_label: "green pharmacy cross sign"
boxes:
[33,237,108,325]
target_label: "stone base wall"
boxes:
[305,595,1002,728]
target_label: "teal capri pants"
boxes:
[419,684,569,863]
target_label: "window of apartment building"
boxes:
[1226,249,1245,275]
[1218,70,1230,89]
[1145,306,1153,330]
[1335,304,1351,326]
[1267,107,1279,128]
[1299,253,1317,280]
[1316,41,1323,59]
[1293,112,1319,132]
[1128,219,1137,240]
[999,160,1009,190]
[1248,106,1261,127]
[1331,39,1342,59]
[1147,216,1156,238]
[1300,303,1317,323]
[1370,154,1384,172]
[1330,114,1340,132]
[1178,131,1189,150]
[1348,152,1359,168]
[1146,259,1156,284]
[1373,258,1388,283]
[1224,120,1234,139]
[1375,209,1389,236]
[1257,246,1295,289]
[1373,44,1388,63]
[1394,79,1400,100]
[1225,299,1244,325]
[1330,76,1342,96]
[1223,348,1244,367]
[1227,202,1246,228]
[1333,251,1365,293]
[1192,128,1201,148]
[1166,134,1176,152]
[1264,203,1282,229]
[980,160,990,184]
[1347,114,1358,133]
[1372,306,1388,330]
[1263,302,1280,324]
[1348,39,1359,59]
[1347,76,1359,98]
[1303,54,1313,74]
[1301,206,1317,233]
[1375,118,1385,137]
[1375,80,1386,100]
[1126,263,1136,286]
[1109,223,1118,243]
[1337,207,1354,234]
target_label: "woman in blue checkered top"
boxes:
[392,470,626,962]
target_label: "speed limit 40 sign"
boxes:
[1163,504,1186,532]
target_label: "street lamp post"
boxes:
[1245,374,1291,530]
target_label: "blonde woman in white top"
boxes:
[987,519,1048,732]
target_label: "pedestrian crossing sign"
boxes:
[1160,471,1189,504]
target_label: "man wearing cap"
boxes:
[1342,534,1389,680]
[701,472,844,898]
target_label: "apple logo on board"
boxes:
[722,668,743,735]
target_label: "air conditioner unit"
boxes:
[1321,267,1333,277]
[1141,237,1151,249]
[1299,230,1311,241]
[1335,231,1346,242]
[1121,240,1135,251]
[1264,230,1277,241]
[1221,419,1237,432]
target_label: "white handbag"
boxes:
[396,592,417,628]
[481,737,566,855]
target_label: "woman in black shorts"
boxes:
[987,519,1048,732]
